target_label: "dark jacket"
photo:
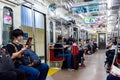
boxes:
[54,42,64,57]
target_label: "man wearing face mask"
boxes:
[6,29,49,80]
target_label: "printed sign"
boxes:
[4,15,12,25]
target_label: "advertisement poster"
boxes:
[4,15,12,25]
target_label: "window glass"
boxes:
[3,7,13,45]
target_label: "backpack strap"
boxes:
[9,43,23,64]
[10,43,18,52]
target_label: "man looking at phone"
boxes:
[6,29,49,80]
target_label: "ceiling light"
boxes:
[78,14,84,19]
[107,0,112,9]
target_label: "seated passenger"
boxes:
[67,35,73,45]
[107,74,120,80]
[54,35,73,70]
[106,37,120,80]
[72,39,77,46]
[106,42,115,58]
[106,51,120,80]
[78,40,85,67]
[0,46,25,80]
[85,39,92,54]
[6,29,49,80]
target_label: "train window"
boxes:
[21,6,32,27]
[35,11,44,28]
[21,6,45,28]
[21,5,46,62]
[2,7,13,45]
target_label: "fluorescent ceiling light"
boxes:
[68,2,73,7]
[78,14,84,19]
[107,0,112,8]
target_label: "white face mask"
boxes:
[15,40,22,44]
[15,40,19,43]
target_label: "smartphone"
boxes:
[26,37,32,45]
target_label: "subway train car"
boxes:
[0,0,120,80]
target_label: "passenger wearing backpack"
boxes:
[6,29,49,80]
[0,46,25,80]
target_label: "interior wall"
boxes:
[21,26,45,56]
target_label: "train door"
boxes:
[98,33,106,49]
[21,6,46,62]
[73,27,78,40]
[2,7,13,45]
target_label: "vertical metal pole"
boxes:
[31,4,36,52]
[61,19,63,36]
[72,8,74,39]
[78,27,79,45]
[60,0,63,37]
[118,11,120,37]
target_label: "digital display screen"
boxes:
[84,17,96,24]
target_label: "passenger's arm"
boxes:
[27,61,36,66]
[28,63,34,66]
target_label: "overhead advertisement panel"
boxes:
[88,3,99,12]
[49,3,56,12]
[84,17,96,24]
[72,6,87,13]
[72,3,99,14]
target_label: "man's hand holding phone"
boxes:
[25,37,32,49]
[17,46,27,58]
[21,46,27,52]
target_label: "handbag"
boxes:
[0,51,15,72]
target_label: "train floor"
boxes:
[47,50,108,80]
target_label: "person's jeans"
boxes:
[107,74,120,80]
[18,63,49,80]
[35,63,49,80]
[18,65,40,80]
[56,53,72,69]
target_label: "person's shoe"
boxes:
[106,70,110,73]
[68,69,74,71]
[79,63,86,67]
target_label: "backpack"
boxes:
[0,51,15,72]
[22,49,41,66]
[11,43,41,66]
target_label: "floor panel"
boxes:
[49,50,107,80]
